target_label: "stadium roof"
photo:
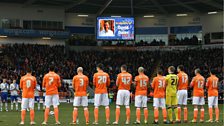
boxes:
[0,0,223,15]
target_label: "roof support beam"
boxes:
[97,0,113,16]
[83,0,199,8]
[150,0,168,14]
[66,0,87,11]
[172,0,200,12]
[136,0,149,6]
[23,0,37,6]
[198,0,223,10]
[131,0,134,16]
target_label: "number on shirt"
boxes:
[79,78,84,86]
[49,77,54,85]
[140,79,147,87]
[212,80,218,88]
[197,80,204,88]
[182,75,188,83]
[171,78,177,85]
[122,77,131,85]
[158,80,165,88]
[98,76,106,84]
[26,80,31,88]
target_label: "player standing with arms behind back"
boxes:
[177,65,189,123]
[206,69,219,122]
[19,68,37,125]
[133,67,149,124]
[113,65,132,125]
[93,63,110,125]
[190,68,205,123]
[151,69,167,124]
[71,67,89,125]
[42,65,61,125]
[165,66,179,123]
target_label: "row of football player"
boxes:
[16,64,219,125]
[0,79,46,111]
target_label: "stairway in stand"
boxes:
[150,60,161,79]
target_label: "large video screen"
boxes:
[96,17,134,40]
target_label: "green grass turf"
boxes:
[0,103,223,126]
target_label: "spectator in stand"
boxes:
[0,44,222,100]
[169,35,201,46]
[218,80,224,100]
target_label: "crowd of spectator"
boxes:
[169,35,201,46]
[135,39,166,46]
[68,36,202,47]
[66,35,203,46]
[66,34,167,47]
[159,48,223,98]
[0,44,223,99]
[67,50,158,80]
[101,39,166,46]
[66,35,97,46]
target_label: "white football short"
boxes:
[94,93,109,107]
[45,94,60,108]
[192,96,205,105]
[21,98,34,110]
[177,90,188,105]
[208,96,218,107]
[116,90,130,106]
[153,98,166,108]
[135,95,147,108]
[73,96,88,107]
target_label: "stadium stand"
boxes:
[0,0,223,125]
[0,44,223,99]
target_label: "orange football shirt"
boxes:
[206,75,219,97]
[151,75,166,98]
[134,73,149,96]
[20,73,37,98]
[73,73,89,96]
[93,71,110,94]
[42,71,61,95]
[116,72,132,90]
[190,74,205,97]
[177,71,188,90]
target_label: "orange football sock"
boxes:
[84,108,89,123]
[30,109,35,122]
[126,107,130,122]
[200,109,204,121]
[144,108,148,121]
[44,108,50,122]
[193,108,198,120]
[209,108,213,120]
[21,110,26,122]
[73,108,78,122]
[154,108,159,122]
[115,107,120,122]
[215,107,219,121]
[54,107,59,122]
[162,108,167,121]
[136,108,141,121]
[183,107,188,121]
[105,107,110,122]
[94,107,99,122]
[178,107,181,121]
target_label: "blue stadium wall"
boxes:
[65,26,202,35]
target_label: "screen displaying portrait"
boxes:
[96,17,134,40]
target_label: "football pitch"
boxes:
[0,103,223,126]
